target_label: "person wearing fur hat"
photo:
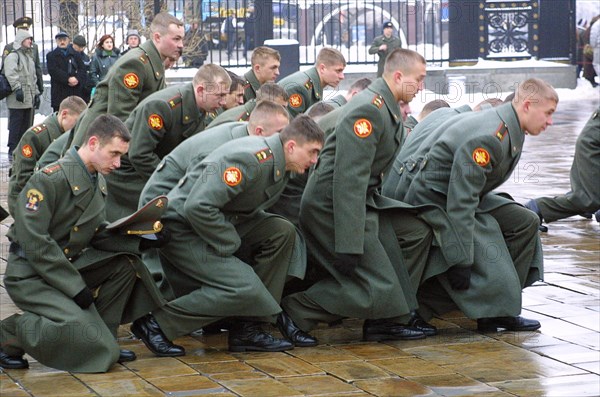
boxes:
[90,34,121,88]
[4,29,39,159]
[122,29,141,56]
[2,17,44,125]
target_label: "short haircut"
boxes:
[249,100,289,128]
[151,12,184,35]
[226,70,245,93]
[280,114,325,145]
[473,98,503,111]
[383,48,426,77]
[316,47,346,67]
[256,82,289,102]
[306,102,335,120]
[84,114,131,145]
[251,46,281,65]
[193,63,232,89]
[420,99,449,118]
[349,77,372,92]
[513,78,559,105]
[58,96,87,115]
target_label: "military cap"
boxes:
[13,16,33,29]
[106,195,168,235]
[383,21,394,29]
[55,31,69,39]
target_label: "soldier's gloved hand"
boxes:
[445,266,472,290]
[332,253,361,277]
[15,88,24,102]
[33,94,41,109]
[73,287,94,309]
[139,227,172,251]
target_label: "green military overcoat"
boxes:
[278,67,322,118]
[69,40,166,148]
[534,108,600,221]
[147,134,297,340]
[104,83,207,221]
[3,148,164,373]
[400,103,543,318]
[288,78,417,322]
[368,34,402,77]
[8,113,64,215]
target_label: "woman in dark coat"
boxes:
[90,34,120,88]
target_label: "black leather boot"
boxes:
[407,311,437,336]
[0,350,28,369]
[363,319,426,341]
[276,311,318,347]
[228,322,294,352]
[117,349,137,363]
[131,314,185,357]
[477,316,541,332]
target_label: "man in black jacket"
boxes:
[46,32,86,111]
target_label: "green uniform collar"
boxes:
[265,134,286,182]
[496,102,524,158]
[232,123,250,139]
[328,94,347,107]
[305,67,323,100]
[180,82,205,128]
[369,78,402,123]
[244,70,261,95]
[64,147,107,196]
[140,40,164,82]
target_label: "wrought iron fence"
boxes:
[2,0,451,71]
[1,0,579,72]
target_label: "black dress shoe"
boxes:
[0,350,29,369]
[131,314,185,357]
[276,311,318,347]
[117,349,137,363]
[477,316,541,332]
[363,319,426,341]
[228,322,294,352]
[407,312,437,336]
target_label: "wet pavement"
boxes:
[0,96,599,396]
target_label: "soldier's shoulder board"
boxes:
[371,95,384,109]
[493,122,508,141]
[32,124,48,134]
[168,95,183,109]
[255,148,273,163]
[42,164,61,175]
[304,78,313,91]
[138,54,148,64]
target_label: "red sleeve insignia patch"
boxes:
[25,189,44,211]
[123,73,140,89]
[472,148,491,166]
[289,94,303,108]
[353,119,373,138]
[223,167,243,186]
[22,144,33,158]
[148,114,164,130]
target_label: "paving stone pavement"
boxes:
[0,96,599,396]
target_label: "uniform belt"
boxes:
[10,242,82,262]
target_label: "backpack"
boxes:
[0,49,20,100]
